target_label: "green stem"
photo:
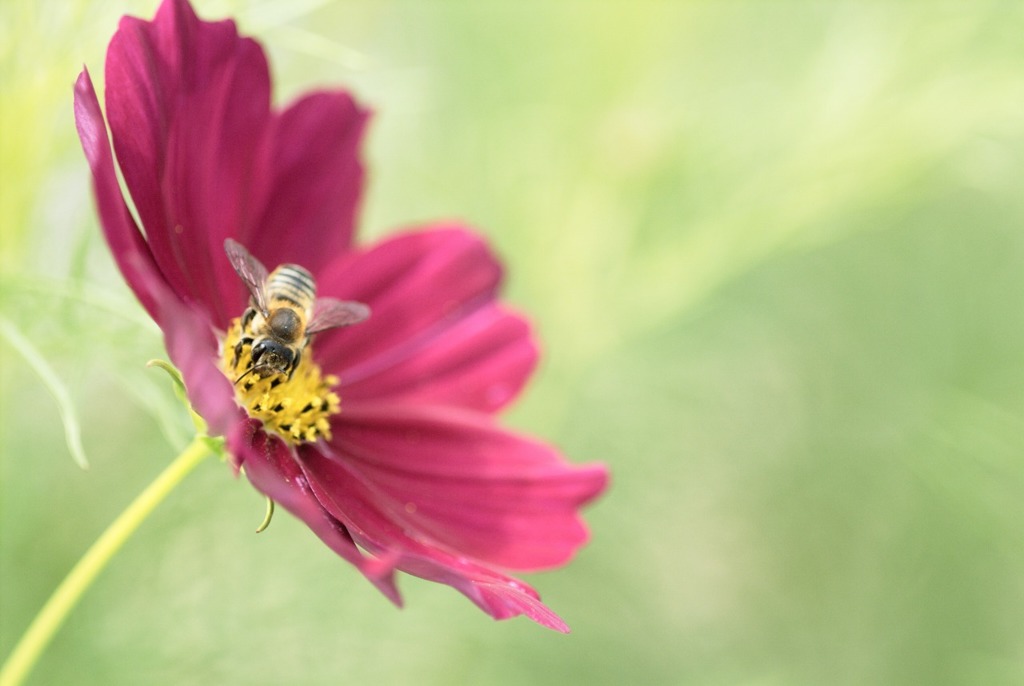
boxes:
[0,436,212,686]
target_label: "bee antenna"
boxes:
[234,366,259,385]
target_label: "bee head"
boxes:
[250,338,296,377]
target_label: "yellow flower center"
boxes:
[221,317,340,444]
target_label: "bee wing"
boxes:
[224,238,269,316]
[307,298,371,335]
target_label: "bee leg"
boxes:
[234,336,253,368]
[287,348,301,380]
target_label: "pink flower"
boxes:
[74,0,607,632]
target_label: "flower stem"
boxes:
[0,436,212,686]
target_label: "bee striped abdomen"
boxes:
[267,265,316,313]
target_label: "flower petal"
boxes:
[105,0,269,324]
[103,0,366,327]
[229,420,402,606]
[242,91,368,279]
[297,438,587,632]
[77,66,238,437]
[316,227,537,412]
[148,266,239,437]
[328,403,608,571]
[341,303,537,412]
[74,68,162,322]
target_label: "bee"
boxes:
[224,238,369,382]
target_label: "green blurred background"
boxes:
[3,1,1024,684]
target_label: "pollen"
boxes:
[221,317,341,444]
